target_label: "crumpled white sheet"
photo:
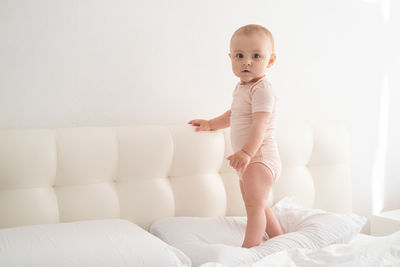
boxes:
[201,231,400,267]
[151,197,367,266]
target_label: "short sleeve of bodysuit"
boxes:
[250,82,275,113]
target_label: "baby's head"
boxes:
[229,24,276,84]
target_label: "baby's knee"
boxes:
[245,202,266,212]
[243,194,267,210]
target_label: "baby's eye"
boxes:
[252,53,262,59]
[235,53,244,59]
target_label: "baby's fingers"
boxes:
[195,125,204,131]
[232,159,239,170]
[197,124,210,132]
[239,163,248,174]
[237,161,245,172]
[189,120,202,127]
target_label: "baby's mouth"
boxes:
[242,70,250,73]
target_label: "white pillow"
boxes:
[271,197,366,246]
[150,197,366,267]
[0,219,191,267]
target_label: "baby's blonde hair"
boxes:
[231,24,275,53]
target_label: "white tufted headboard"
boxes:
[0,119,352,230]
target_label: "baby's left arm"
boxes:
[241,112,270,157]
[226,112,270,173]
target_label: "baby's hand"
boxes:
[188,119,212,132]
[226,150,251,173]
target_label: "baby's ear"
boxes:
[267,53,277,68]
[228,53,232,59]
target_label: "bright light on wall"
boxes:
[371,73,389,214]
[380,0,391,23]
[363,0,391,23]
[365,0,391,214]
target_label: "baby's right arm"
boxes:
[188,109,231,131]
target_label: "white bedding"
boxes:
[0,219,191,267]
[201,232,400,267]
[150,197,367,266]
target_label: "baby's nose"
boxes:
[243,58,252,66]
[243,60,251,66]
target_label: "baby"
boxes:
[188,24,283,248]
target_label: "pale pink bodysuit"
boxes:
[230,76,281,181]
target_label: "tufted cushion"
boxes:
[0,120,352,229]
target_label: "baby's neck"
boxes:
[240,76,266,85]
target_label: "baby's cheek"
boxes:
[255,64,268,75]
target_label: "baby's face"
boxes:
[229,33,275,84]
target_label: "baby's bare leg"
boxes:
[265,206,283,238]
[262,167,283,238]
[240,163,274,248]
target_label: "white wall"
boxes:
[0,0,399,232]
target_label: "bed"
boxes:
[0,119,399,266]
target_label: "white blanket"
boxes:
[201,232,400,267]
